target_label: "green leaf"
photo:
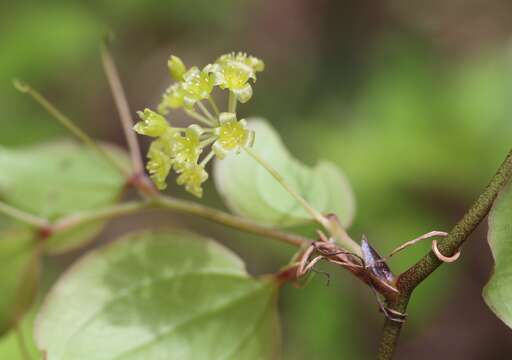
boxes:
[36,229,280,359]
[0,228,40,336]
[0,140,128,218]
[484,180,512,328]
[214,119,355,227]
[0,140,129,253]
[0,307,40,359]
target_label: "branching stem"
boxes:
[377,147,512,360]
[4,198,308,248]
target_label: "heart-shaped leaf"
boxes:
[0,140,129,253]
[36,229,280,359]
[484,180,512,327]
[214,119,355,227]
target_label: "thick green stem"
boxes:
[377,148,512,359]
[377,296,410,360]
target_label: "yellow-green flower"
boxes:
[213,112,254,159]
[133,108,169,137]
[168,55,186,81]
[217,52,265,73]
[205,52,264,103]
[181,67,215,108]
[158,83,187,114]
[146,138,173,190]
[176,163,208,198]
[172,125,203,171]
[134,51,266,196]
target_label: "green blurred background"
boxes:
[1,0,512,358]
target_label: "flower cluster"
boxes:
[134,52,263,197]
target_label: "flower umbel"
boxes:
[133,51,264,197]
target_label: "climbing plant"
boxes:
[1,44,512,360]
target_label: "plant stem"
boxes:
[186,109,216,127]
[0,201,48,228]
[100,42,144,176]
[208,96,220,116]
[197,101,217,124]
[199,151,215,167]
[228,91,237,113]
[326,214,362,257]
[152,195,308,247]
[4,198,308,248]
[377,147,512,359]
[13,81,127,176]
[243,146,362,255]
[243,147,330,229]
[377,296,410,360]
